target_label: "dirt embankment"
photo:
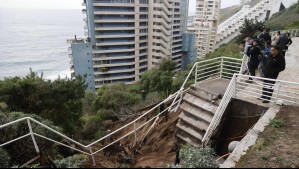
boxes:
[88,111,180,168]
[236,106,299,168]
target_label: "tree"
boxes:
[0,71,86,135]
[238,18,265,41]
[139,59,176,97]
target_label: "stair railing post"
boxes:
[233,74,237,97]
[89,146,96,166]
[134,122,137,144]
[195,63,198,84]
[27,119,40,154]
[220,57,224,78]
[275,81,281,103]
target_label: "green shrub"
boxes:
[54,154,89,168]
[168,145,219,168]
[0,148,11,168]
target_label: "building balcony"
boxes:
[95,27,135,31]
[96,34,135,38]
[94,19,135,23]
[93,62,135,68]
[94,74,135,81]
[94,11,135,15]
[96,41,135,46]
[92,48,135,54]
[93,3,135,7]
[94,68,135,75]
[93,55,136,61]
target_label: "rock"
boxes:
[228,141,240,153]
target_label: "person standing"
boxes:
[242,37,253,74]
[261,45,286,103]
[258,41,271,77]
[285,32,293,51]
[248,39,261,81]
[272,31,280,46]
[259,28,271,44]
[276,32,289,57]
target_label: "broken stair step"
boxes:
[176,134,201,147]
[176,121,204,141]
[178,112,209,132]
[180,102,214,123]
[189,87,221,104]
[183,93,218,114]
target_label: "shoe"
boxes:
[262,100,270,103]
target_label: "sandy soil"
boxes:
[87,110,180,168]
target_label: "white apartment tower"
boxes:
[69,0,189,91]
[188,0,220,59]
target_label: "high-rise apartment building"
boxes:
[187,0,220,59]
[69,0,189,91]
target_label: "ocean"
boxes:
[0,8,84,80]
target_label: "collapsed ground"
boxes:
[86,110,180,168]
[236,106,299,168]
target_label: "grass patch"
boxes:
[269,119,284,128]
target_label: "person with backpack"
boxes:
[247,39,262,81]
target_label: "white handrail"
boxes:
[202,74,237,145]
[0,90,180,166]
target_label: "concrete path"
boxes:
[278,37,299,83]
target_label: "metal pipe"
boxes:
[27,119,40,154]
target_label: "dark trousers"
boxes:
[281,51,286,57]
[262,79,276,101]
[248,62,258,80]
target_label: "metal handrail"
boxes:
[0,90,180,166]
[168,56,243,113]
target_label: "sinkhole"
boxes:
[214,98,269,159]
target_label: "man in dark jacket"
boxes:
[261,45,286,103]
[276,32,289,57]
[248,39,261,81]
[259,28,272,44]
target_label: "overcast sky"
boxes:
[0,0,240,15]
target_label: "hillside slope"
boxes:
[266,2,299,30]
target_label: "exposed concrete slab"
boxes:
[194,78,231,97]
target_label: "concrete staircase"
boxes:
[176,79,229,147]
